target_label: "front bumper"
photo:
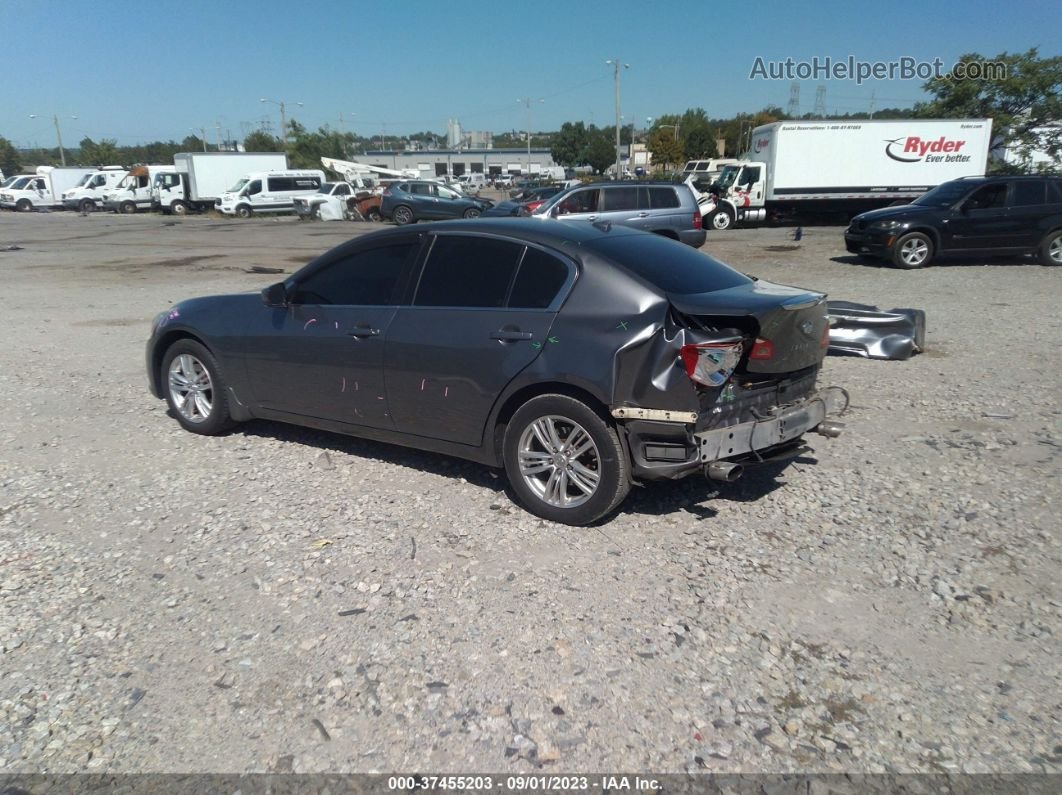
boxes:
[619,386,846,482]
[844,228,892,257]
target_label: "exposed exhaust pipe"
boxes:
[815,420,845,438]
[705,461,743,483]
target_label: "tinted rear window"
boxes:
[587,235,751,294]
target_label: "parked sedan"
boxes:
[481,186,566,217]
[146,220,845,525]
[380,180,492,225]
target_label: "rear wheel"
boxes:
[391,205,414,226]
[119,201,137,214]
[78,199,95,213]
[235,204,252,218]
[891,232,933,269]
[503,394,630,526]
[161,340,234,436]
[15,199,32,212]
[366,207,382,222]
[462,207,481,219]
[1039,230,1062,266]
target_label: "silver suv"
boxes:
[531,181,706,247]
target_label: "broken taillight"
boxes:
[693,209,703,229]
[679,340,743,387]
[748,338,775,360]
[821,324,830,348]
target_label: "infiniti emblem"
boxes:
[800,320,814,336]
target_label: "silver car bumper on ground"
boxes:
[694,386,847,462]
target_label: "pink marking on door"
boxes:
[303,318,318,330]
[341,377,346,392]
[420,378,426,391]
[444,386,449,398]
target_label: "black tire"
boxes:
[366,207,382,222]
[1039,229,1062,266]
[119,201,137,214]
[160,339,235,436]
[891,231,933,269]
[391,205,414,226]
[462,207,481,219]
[78,199,95,213]
[235,205,252,219]
[709,208,733,231]
[170,200,188,216]
[503,394,630,526]
[15,199,32,212]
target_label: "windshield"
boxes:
[228,178,249,193]
[116,174,134,189]
[74,174,93,188]
[0,177,16,189]
[911,181,978,207]
[714,166,740,189]
[11,177,33,190]
[317,183,334,194]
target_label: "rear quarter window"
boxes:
[588,235,751,295]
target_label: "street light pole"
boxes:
[30,114,76,166]
[260,98,303,145]
[606,59,629,179]
[517,97,543,177]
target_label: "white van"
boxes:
[104,164,176,213]
[457,173,487,193]
[215,170,325,217]
[61,167,129,212]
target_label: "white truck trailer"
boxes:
[704,119,994,229]
[103,164,176,213]
[152,152,288,214]
[0,166,96,211]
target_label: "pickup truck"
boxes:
[293,181,383,221]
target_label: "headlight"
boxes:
[870,219,904,231]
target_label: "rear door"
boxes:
[1006,180,1047,249]
[384,233,573,446]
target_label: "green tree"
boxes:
[78,137,121,166]
[584,130,617,175]
[914,47,1061,173]
[0,137,22,175]
[243,130,283,153]
[551,121,590,167]
[648,127,684,170]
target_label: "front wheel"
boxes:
[503,394,630,526]
[15,199,32,212]
[709,208,733,231]
[78,199,95,213]
[1039,229,1062,266]
[161,340,235,436]
[462,207,481,219]
[235,205,252,218]
[391,205,414,226]
[119,201,137,214]
[366,207,382,222]
[170,200,188,216]
[891,231,933,269]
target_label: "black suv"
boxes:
[845,176,1062,268]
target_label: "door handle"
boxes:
[490,329,533,341]
[347,326,380,338]
[586,215,597,221]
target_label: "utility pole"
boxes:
[30,114,76,166]
[260,98,303,144]
[517,97,543,177]
[606,59,629,179]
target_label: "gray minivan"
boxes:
[531,181,706,247]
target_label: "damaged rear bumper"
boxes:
[615,386,847,482]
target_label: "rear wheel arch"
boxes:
[490,382,612,467]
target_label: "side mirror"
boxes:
[261,282,288,307]
[550,206,561,218]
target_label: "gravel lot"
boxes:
[0,210,1058,776]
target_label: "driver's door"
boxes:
[242,236,419,429]
[944,182,1012,251]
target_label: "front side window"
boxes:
[437,186,461,200]
[415,236,523,308]
[245,180,262,197]
[558,189,599,214]
[292,243,414,306]
[962,183,1007,211]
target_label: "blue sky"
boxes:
[3,0,1057,148]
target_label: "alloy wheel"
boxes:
[517,415,601,508]
[167,354,214,423]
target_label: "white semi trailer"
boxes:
[704,119,994,229]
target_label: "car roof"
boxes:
[354,218,648,250]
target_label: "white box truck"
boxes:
[0,166,96,211]
[704,119,993,229]
[153,152,289,214]
[103,164,176,213]
[61,167,130,212]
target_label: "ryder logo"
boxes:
[753,137,770,153]
[885,136,971,164]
